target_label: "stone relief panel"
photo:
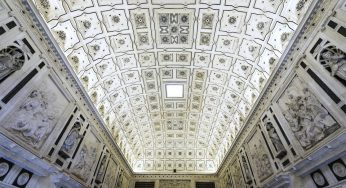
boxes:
[247,129,274,182]
[159,180,191,188]
[262,115,287,159]
[0,45,25,81]
[102,158,118,188]
[277,76,340,150]
[231,159,245,188]
[70,131,101,183]
[59,120,83,159]
[318,44,346,86]
[240,154,253,185]
[2,77,69,151]
[95,155,108,184]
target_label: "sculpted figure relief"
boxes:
[95,155,107,184]
[71,144,97,182]
[6,90,57,148]
[159,180,191,188]
[279,77,339,150]
[250,143,273,181]
[263,118,287,159]
[232,160,245,188]
[319,45,346,81]
[102,160,117,188]
[241,155,252,184]
[0,46,25,81]
[62,121,82,153]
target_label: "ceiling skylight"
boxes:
[166,84,184,98]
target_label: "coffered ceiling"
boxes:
[33,0,312,173]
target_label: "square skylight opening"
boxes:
[166,84,184,98]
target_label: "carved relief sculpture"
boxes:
[95,155,107,184]
[319,45,346,81]
[227,172,234,188]
[248,130,274,182]
[102,159,118,188]
[278,77,339,150]
[0,46,25,81]
[232,160,245,188]
[59,121,82,159]
[240,155,252,184]
[159,180,191,188]
[263,117,287,159]
[5,89,59,149]
[71,144,98,182]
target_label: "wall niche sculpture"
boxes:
[262,116,287,159]
[277,76,340,150]
[3,78,69,151]
[0,45,25,82]
[58,120,83,159]
[318,44,346,86]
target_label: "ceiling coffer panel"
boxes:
[34,0,313,173]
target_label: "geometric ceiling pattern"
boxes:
[33,0,312,173]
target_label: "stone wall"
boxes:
[0,0,132,187]
[217,0,346,187]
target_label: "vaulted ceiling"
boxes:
[33,0,312,173]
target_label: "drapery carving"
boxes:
[278,77,339,149]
